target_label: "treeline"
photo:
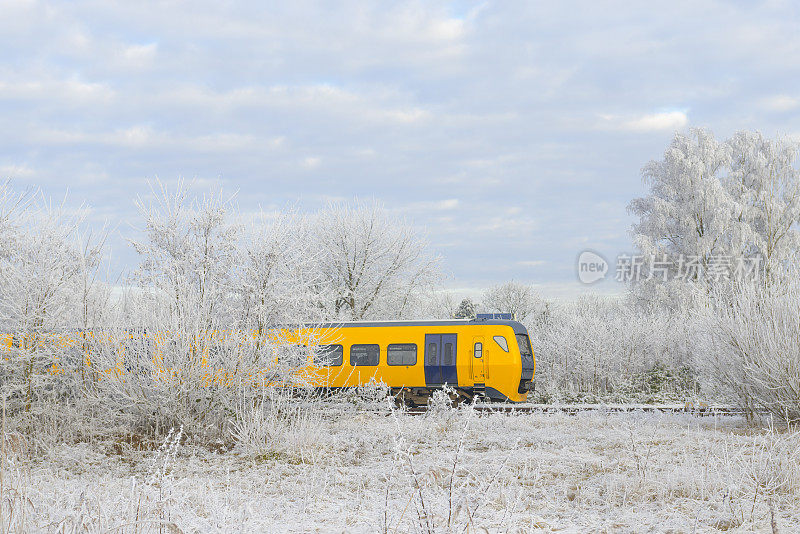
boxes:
[0,180,441,334]
[0,180,441,448]
[3,125,800,442]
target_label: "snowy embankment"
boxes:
[4,405,800,533]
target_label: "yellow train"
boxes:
[1,318,536,403]
[304,318,535,403]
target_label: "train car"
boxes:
[301,318,535,403]
[1,319,536,403]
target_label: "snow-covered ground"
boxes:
[4,407,799,533]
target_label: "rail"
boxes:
[401,403,756,416]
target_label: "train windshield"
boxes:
[516,334,534,370]
[516,334,532,357]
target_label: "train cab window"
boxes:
[350,344,379,366]
[516,334,533,357]
[493,336,509,352]
[314,344,343,367]
[474,342,483,358]
[387,343,417,366]
[443,343,454,365]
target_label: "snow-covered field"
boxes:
[4,405,799,533]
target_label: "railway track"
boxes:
[402,403,752,416]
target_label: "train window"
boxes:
[425,343,437,365]
[314,344,343,366]
[350,344,379,366]
[387,343,417,366]
[443,343,453,365]
[474,342,482,358]
[493,336,509,352]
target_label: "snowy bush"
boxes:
[527,295,698,403]
[700,273,800,423]
[0,180,452,456]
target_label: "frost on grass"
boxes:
[3,409,800,533]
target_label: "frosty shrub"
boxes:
[0,180,453,454]
[231,387,327,461]
[527,295,698,403]
[87,181,333,445]
[701,274,800,423]
[0,187,109,448]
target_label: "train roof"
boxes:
[315,318,529,335]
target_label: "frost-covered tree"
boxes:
[128,180,240,330]
[0,199,97,334]
[0,181,32,262]
[627,128,800,306]
[419,289,459,319]
[239,207,325,334]
[313,200,440,320]
[727,131,800,282]
[528,295,696,401]
[480,281,546,322]
[629,128,737,282]
[453,298,476,319]
[0,190,102,416]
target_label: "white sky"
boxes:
[2,0,799,298]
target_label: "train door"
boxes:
[424,333,458,386]
[471,336,485,383]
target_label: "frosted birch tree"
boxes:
[628,128,748,307]
[313,200,440,320]
[630,129,800,294]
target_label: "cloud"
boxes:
[624,111,688,131]
[0,164,34,179]
[121,42,158,66]
[517,260,545,267]
[403,199,460,212]
[156,83,432,126]
[601,111,689,132]
[25,126,280,153]
[300,156,321,169]
[0,77,114,103]
[759,95,799,112]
